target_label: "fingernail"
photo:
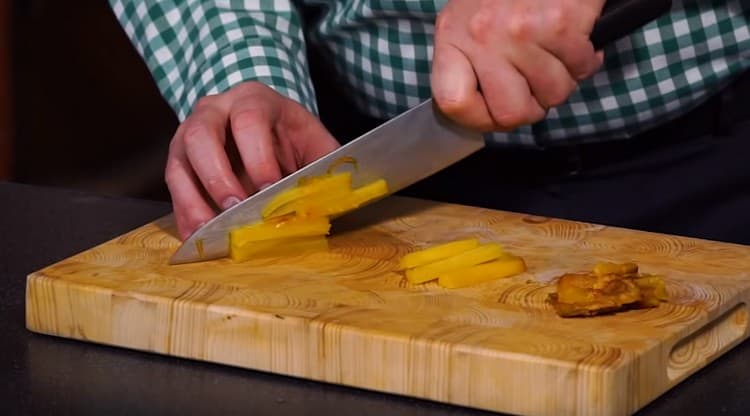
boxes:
[221,196,241,210]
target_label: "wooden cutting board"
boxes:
[25,196,750,416]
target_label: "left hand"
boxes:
[431,0,606,132]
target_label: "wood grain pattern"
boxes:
[25,196,750,416]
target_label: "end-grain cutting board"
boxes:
[26,196,750,416]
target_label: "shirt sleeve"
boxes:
[108,0,317,121]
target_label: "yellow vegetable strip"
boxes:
[399,238,480,270]
[352,179,389,205]
[231,236,329,262]
[300,198,358,218]
[406,243,504,284]
[437,255,526,288]
[309,178,389,218]
[287,188,358,218]
[269,186,353,219]
[230,216,331,247]
[276,178,390,219]
[262,172,352,218]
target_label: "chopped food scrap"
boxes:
[227,158,389,261]
[399,240,527,287]
[547,262,669,318]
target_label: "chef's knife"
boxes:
[170,0,672,264]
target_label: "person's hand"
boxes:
[165,82,340,240]
[431,0,606,132]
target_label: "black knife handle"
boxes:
[590,0,673,49]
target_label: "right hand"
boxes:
[431,0,605,132]
[165,82,340,240]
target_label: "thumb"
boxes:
[431,43,495,132]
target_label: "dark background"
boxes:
[1,0,380,202]
[5,0,182,201]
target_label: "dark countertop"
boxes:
[1,181,748,416]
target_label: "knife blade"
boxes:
[169,0,672,265]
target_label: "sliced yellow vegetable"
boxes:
[230,216,331,247]
[277,178,390,219]
[352,179,389,205]
[284,187,357,218]
[438,255,526,288]
[268,185,353,219]
[399,238,480,270]
[405,243,504,284]
[225,156,391,262]
[231,236,329,262]
[262,172,352,219]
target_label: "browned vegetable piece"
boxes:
[547,262,668,318]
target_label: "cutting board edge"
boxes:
[24,269,702,416]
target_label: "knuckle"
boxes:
[193,95,216,111]
[546,5,569,36]
[507,12,533,41]
[202,174,225,190]
[164,163,179,186]
[233,81,267,97]
[167,135,181,155]
[231,108,268,132]
[435,10,452,33]
[468,5,498,44]
[182,120,213,148]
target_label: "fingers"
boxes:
[509,44,577,109]
[431,42,496,132]
[182,102,248,210]
[473,57,547,130]
[164,129,218,240]
[542,32,603,81]
[164,81,340,241]
[534,2,604,80]
[229,97,284,191]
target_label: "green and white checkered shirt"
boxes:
[109,0,750,147]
